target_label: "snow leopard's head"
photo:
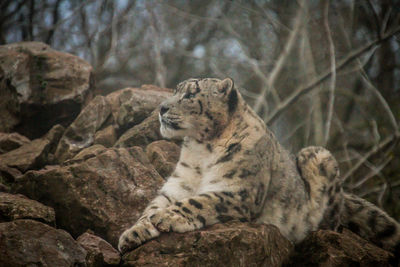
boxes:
[159,78,239,141]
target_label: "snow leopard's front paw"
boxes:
[118,219,160,254]
[149,207,195,233]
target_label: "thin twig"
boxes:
[349,156,393,189]
[366,0,381,39]
[359,180,400,198]
[253,0,305,113]
[342,133,399,182]
[323,0,336,146]
[381,7,392,36]
[360,67,399,132]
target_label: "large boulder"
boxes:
[123,221,293,267]
[54,85,172,162]
[13,146,164,247]
[0,219,86,267]
[0,192,55,225]
[287,228,396,266]
[0,124,64,172]
[0,41,94,139]
[55,95,112,163]
[77,232,121,266]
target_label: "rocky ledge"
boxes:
[0,42,397,266]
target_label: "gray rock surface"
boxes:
[146,140,181,178]
[77,232,121,266]
[0,219,86,267]
[286,228,396,267]
[123,221,293,267]
[55,95,112,163]
[0,124,64,172]
[115,110,163,148]
[14,147,164,247]
[0,41,94,138]
[0,132,30,154]
[106,85,171,130]
[0,192,55,225]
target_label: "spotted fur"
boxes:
[118,78,400,256]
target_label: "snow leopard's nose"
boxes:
[160,105,169,116]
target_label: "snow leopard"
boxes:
[118,77,400,256]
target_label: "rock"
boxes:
[55,95,112,163]
[0,124,64,172]
[0,219,86,266]
[0,41,94,139]
[146,140,181,178]
[123,221,293,267]
[0,192,55,225]
[287,229,395,266]
[77,232,121,266]
[115,110,163,148]
[0,183,8,192]
[14,146,164,247]
[94,125,117,147]
[65,144,107,165]
[0,132,30,154]
[0,67,20,134]
[0,164,21,191]
[106,85,171,131]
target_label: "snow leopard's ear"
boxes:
[217,78,238,113]
[217,78,234,95]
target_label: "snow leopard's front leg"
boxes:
[118,173,197,253]
[118,193,174,253]
[150,188,262,233]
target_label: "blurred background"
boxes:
[1,0,400,218]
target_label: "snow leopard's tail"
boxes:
[297,146,400,256]
[296,146,343,231]
[341,193,400,254]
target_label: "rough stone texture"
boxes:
[0,164,22,192]
[55,95,112,163]
[0,124,64,172]
[0,132,30,154]
[77,232,121,266]
[0,67,20,134]
[287,229,396,267]
[0,183,8,192]
[0,219,86,267]
[0,41,94,139]
[106,85,171,131]
[123,221,293,267]
[146,140,181,178]
[14,146,164,247]
[0,192,55,225]
[115,110,163,148]
[65,144,107,165]
[94,125,117,148]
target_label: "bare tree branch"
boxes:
[253,0,305,114]
[266,24,400,125]
[46,0,61,44]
